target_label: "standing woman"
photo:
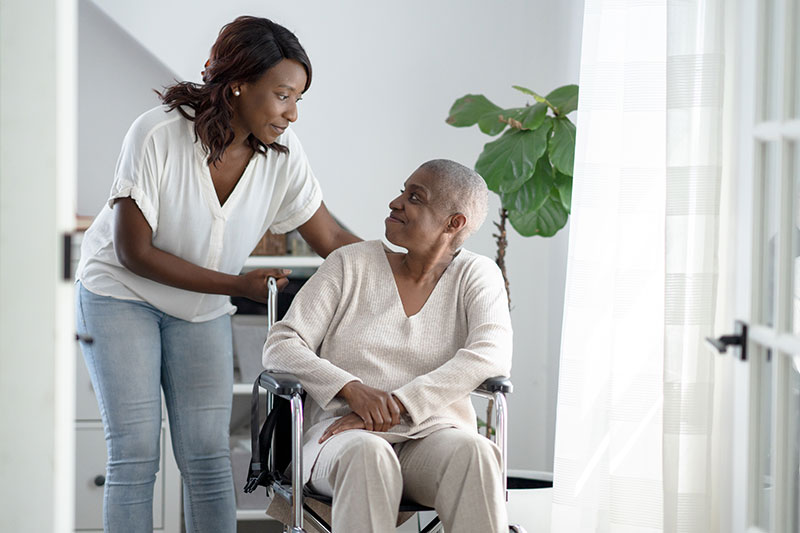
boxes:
[75,16,358,533]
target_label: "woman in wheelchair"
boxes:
[263,158,512,532]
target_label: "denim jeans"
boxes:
[75,282,236,533]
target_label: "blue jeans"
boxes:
[75,282,236,533]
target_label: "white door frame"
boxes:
[0,0,77,531]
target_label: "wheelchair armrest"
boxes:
[477,376,513,394]
[258,370,304,398]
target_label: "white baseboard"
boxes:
[508,469,553,482]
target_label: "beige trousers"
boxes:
[307,427,508,533]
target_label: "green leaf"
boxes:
[545,85,579,116]
[553,170,572,212]
[512,85,547,103]
[446,94,501,127]
[548,117,576,175]
[508,194,569,237]
[519,102,548,130]
[478,103,548,135]
[475,118,552,193]
[477,110,509,136]
[500,164,551,214]
[500,151,552,194]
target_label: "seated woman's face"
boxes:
[384,168,451,250]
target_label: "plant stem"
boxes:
[493,208,511,309]
[486,208,511,440]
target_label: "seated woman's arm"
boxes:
[263,248,405,431]
[262,251,362,408]
[392,258,513,427]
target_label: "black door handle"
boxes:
[705,320,747,361]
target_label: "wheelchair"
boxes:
[243,278,525,533]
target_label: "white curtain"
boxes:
[550,0,730,531]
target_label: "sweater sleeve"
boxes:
[392,258,513,426]
[262,249,362,409]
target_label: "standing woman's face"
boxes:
[231,58,307,145]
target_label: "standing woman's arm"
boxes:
[113,198,289,302]
[297,201,361,258]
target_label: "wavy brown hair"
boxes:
[157,16,312,165]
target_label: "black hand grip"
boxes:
[93,475,105,487]
[478,376,513,393]
[258,371,304,397]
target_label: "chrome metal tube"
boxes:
[266,277,278,474]
[267,391,275,474]
[493,391,509,500]
[470,390,494,401]
[267,277,278,328]
[290,393,304,530]
[302,508,328,532]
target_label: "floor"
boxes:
[395,488,553,532]
[235,488,553,532]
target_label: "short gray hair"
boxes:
[419,159,489,247]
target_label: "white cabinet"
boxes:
[74,347,182,532]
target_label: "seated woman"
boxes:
[262,159,512,532]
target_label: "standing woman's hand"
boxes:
[235,268,291,302]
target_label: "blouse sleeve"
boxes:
[262,249,361,409]
[392,257,513,426]
[107,114,162,233]
[268,129,323,235]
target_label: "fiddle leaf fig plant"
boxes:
[446,84,578,304]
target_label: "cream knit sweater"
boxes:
[262,240,512,482]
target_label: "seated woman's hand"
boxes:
[319,412,365,443]
[338,381,403,432]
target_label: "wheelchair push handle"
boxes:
[266,277,278,329]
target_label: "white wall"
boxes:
[81,0,585,472]
[78,0,177,216]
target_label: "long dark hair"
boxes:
[158,16,312,165]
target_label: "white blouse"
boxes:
[76,106,322,322]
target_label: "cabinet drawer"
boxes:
[75,425,166,530]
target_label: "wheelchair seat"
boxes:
[245,370,515,533]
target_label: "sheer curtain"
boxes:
[550,0,729,531]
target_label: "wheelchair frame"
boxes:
[245,277,514,533]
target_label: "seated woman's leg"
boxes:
[308,431,402,532]
[398,428,509,533]
[160,314,236,533]
[76,284,163,533]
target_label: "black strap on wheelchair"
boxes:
[244,375,279,493]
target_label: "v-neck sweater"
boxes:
[76,105,322,322]
[262,240,512,482]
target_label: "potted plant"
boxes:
[446,84,578,306]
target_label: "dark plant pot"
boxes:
[507,476,552,490]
